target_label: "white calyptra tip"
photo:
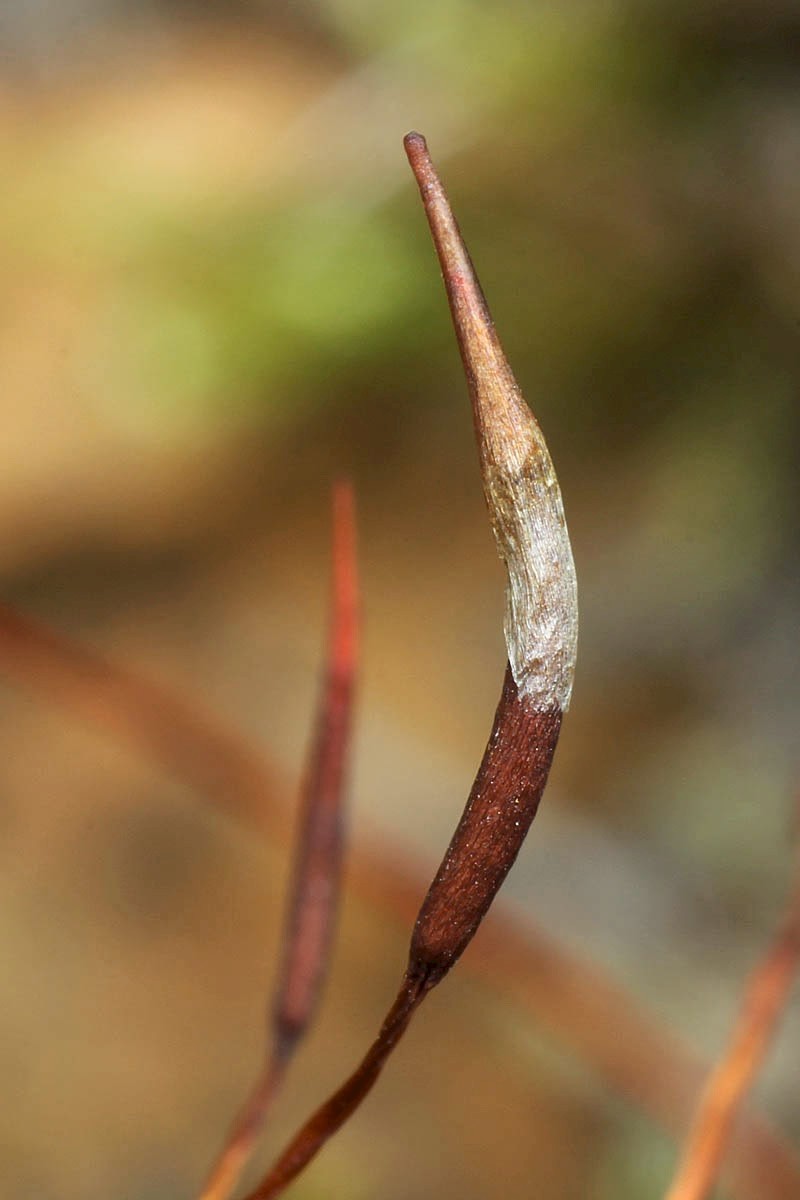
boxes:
[478,369,578,711]
[404,132,578,709]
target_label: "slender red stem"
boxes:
[0,602,282,833]
[198,481,359,1200]
[272,479,359,1051]
[198,1056,289,1200]
[664,853,800,1200]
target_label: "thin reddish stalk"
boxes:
[0,611,797,1198]
[0,601,282,835]
[245,975,428,1200]
[198,1058,289,1200]
[663,855,800,1200]
[272,479,358,1053]
[198,480,359,1200]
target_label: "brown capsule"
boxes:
[408,666,561,985]
[403,130,576,985]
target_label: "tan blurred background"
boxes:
[1,2,799,1197]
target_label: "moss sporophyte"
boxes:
[240,131,578,1200]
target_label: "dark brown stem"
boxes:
[245,972,430,1200]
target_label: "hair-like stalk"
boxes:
[0,605,282,832]
[198,480,359,1200]
[272,480,359,1055]
[239,132,578,1200]
[663,845,800,1200]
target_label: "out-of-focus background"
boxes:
[1,3,798,1197]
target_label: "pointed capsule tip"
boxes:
[331,476,354,518]
[403,130,427,153]
[403,130,578,712]
[403,131,433,182]
[329,477,358,680]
